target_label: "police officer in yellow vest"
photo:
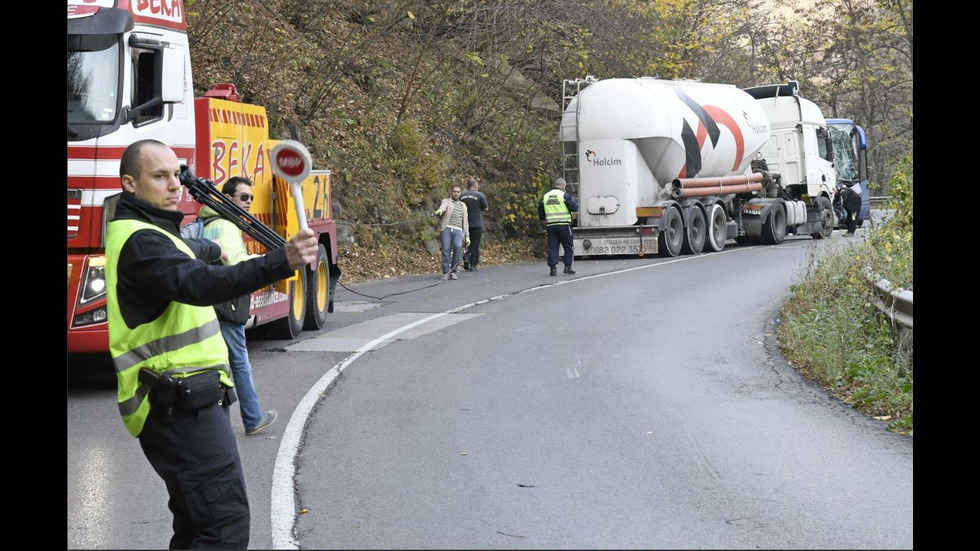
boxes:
[106,139,318,549]
[538,177,580,276]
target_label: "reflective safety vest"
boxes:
[105,219,232,437]
[542,188,572,225]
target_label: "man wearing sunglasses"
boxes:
[200,176,278,436]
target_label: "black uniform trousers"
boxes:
[842,189,862,234]
[546,224,574,268]
[465,226,483,268]
[139,401,250,549]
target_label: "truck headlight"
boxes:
[80,257,107,305]
[74,307,107,327]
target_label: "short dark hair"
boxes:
[467,178,479,189]
[120,139,168,180]
[223,176,252,196]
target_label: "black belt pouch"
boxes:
[176,371,225,411]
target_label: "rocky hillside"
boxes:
[187,0,568,282]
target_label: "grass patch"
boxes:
[778,154,913,435]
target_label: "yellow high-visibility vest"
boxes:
[542,189,572,225]
[105,219,232,437]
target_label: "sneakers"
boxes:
[449,272,458,280]
[246,410,277,436]
[549,266,557,276]
[564,266,576,274]
[442,273,449,280]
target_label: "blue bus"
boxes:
[826,118,871,227]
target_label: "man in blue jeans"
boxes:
[201,176,277,435]
[435,185,470,280]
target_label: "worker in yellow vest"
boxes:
[105,139,318,549]
[538,177,579,276]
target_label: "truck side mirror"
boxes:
[161,47,185,103]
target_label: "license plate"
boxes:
[575,237,658,256]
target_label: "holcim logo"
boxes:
[585,149,622,166]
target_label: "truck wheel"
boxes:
[681,207,706,255]
[268,268,308,339]
[812,196,835,240]
[658,206,684,257]
[761,203,787,245]
[705,204,727,252]
[304,244,330,330]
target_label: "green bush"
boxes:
[389,120,452,207]
[778,153,913,435]
[866,154,913,290]
[490,168,553,239]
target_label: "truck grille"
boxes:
[68,189,82,238]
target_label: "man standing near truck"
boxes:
[838,182,862,236]
[201,176,278,436]
[538,177,579,276]
[105,139,318,548]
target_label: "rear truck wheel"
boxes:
[812,196,835,240]
[681,206,706,255]
[705,204,727,252]
[304,244,330,330]
[761,203,787,245]
[269,268,308,339]
[658,206,684,257]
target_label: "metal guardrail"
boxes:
[871,274,913,329]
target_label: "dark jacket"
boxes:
[112,193,294,329]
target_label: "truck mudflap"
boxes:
[574,228,659,257]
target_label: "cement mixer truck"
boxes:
[559,76,838,257]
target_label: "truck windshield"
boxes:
[67,34,120,124]
[828,124,859,183]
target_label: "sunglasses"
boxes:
[235,193,254,201]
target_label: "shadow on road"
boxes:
[67,353,117,390]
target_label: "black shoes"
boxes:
[549,266,557,276]
[563,266,576,274]
[463,261,470,271]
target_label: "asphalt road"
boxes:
[67,227,912,549]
